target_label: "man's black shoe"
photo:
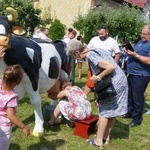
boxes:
[128,122,141,128]
[122,114,132,118]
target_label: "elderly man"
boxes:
[123,25,150,127]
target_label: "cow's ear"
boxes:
[11,25,27,35]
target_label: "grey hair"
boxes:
[142,25,150,34]
[66,39,84,55]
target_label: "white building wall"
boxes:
[34,0,92,29]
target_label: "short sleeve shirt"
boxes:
[87,36,120,57]
[38,32,47,40]
[88,48,115,71]
[62,35,71,44]
[0,80,18,127]
[127,40,150,76]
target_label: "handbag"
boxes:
[95,82,117,101]
[88,50,117,102]
[94,74,111,93]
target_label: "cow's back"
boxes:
[3,36,62,94]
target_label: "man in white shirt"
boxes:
[84,25,121,95]
[38,28,52,42]
[87,26,120,62]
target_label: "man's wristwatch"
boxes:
[96,75,101,81]
[135,54,139,59]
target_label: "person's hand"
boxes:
[22,126,30,136]
[126,50,137,57]
[90,75,97,83]
[47,37,52,42]
[0,46,6,58]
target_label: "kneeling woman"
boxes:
[47,81,92,126]
[66,39,128,148]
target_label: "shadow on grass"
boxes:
[9,143,21,150]
[44,122,62,133]
[18,96,31,105]
[11,113,35,133]
[12,109,62,134]
[27,136,65,150]
[112,119,130,140]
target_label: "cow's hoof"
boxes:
[32,131,44,137]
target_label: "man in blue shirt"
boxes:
[123,25,150,127]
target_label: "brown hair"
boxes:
[34,26,41,32]
[98,25,108,30]
[3,64,24,88]
[60,80,72,90]
[68,28,77,37]
[71,30,77,37]
[68,28,73,33]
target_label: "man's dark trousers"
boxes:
[127,75,150,124]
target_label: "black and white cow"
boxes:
[0,7,72,137]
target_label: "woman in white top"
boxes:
[32,26,41,38]
[62,28,77,44]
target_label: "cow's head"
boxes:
[0,7,27,48]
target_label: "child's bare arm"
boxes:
[7,107,30,136]
[57,90,70,99]
[57,90,66,99]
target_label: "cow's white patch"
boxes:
[0,25,6,34]
[26,47,34,62]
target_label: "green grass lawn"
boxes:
[8,63,150,150]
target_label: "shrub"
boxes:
[73,3,147,44]
[49,19,66,41]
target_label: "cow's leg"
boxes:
[24,82,44,137]
[29,92,44,137]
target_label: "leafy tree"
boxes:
[73,3,147,44]
[49,19,66,41]
[41,6,52,26]
[0,0,42,36]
